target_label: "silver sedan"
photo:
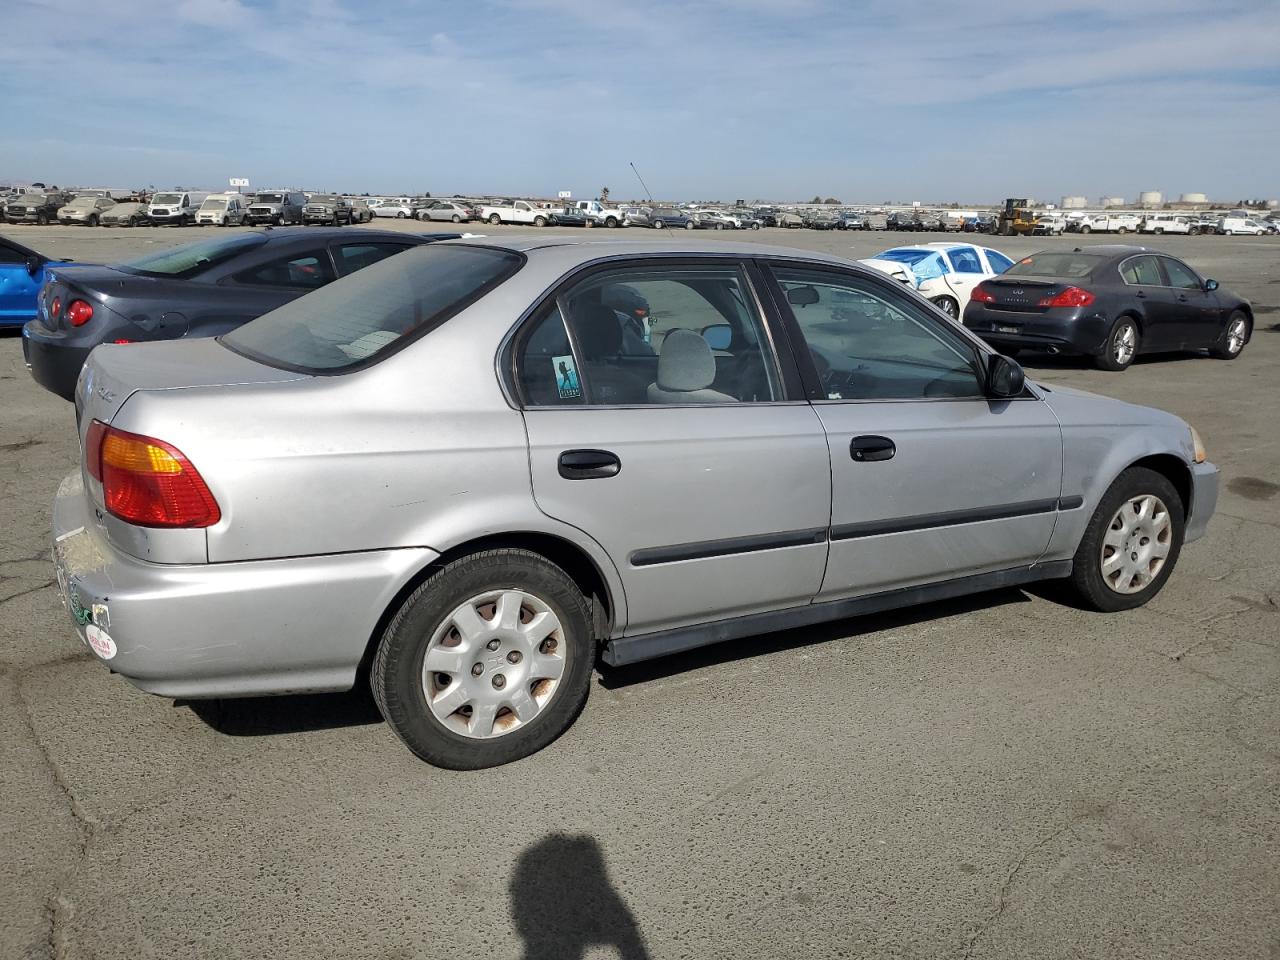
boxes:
[53,238,1219,768]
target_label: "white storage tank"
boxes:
[1139,190,1163,206]
[1180,192,1207,204]
[1265,199,1279,210]
[1102,196,1126,208]
[1061,195,1087,209]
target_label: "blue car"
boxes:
[0,235,73,328]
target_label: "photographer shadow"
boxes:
[511,833,650,960]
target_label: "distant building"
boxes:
[1061,195,1087,209]
[1179,192,1207,204]
[1102,196,1126,208]
[1138,190,1163,207]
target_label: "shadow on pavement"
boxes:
[511,833,650,960]
[598,586,1032,689]
[1019,348,1205,371]
[181,687,384,736]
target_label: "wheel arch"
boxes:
[1125,453,1191,517]
[356,530,623,686]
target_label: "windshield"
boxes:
[875,249,932,266]
[309,195,338,204]
[201,199,228,210]
[110,203,142,214]
[119,233,268,278]
[1003,253,1103,279]
[254,194,284,204]
[223,244,524,372]
[153,193,183,204]
[67,198,96,209]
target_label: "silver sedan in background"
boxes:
[53,238,1218,768]
[416,199,480,223]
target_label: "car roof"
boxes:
[248,227,457,244]
[440,235,858,268]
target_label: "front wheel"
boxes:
[452,214,462,223]
[685,220,696,230]
[397,211,406,219]
[1189,227,1200,236]
[371,549,594,769]
[87,214,99,227]
[489,214,501,225]
[1116,226,1128,234]
[1064,467,1184,612]
[534,216,547,228]
[1079,225,1092,234]
[1208,310,1250,360]
[652,220,664,230]
[36,213,48,225]
[605,217,618,228]
[1094,316,1140,371]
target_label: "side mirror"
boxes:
[1204,279,1219,292]
[25,256,41,276]
[787,285,820,307]
[701,324,732,351]
[985,354,1025,398]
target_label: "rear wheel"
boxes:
[489,214,501,225]
[1189,226,1200,236]
[605,217,618,228]
[1208,310,1250,360]
[652,219,664,230]
[371,549,593,769]
[930,296,959,319]
[1065,467,1184,612]
[87,214,99,227]
[397,211,407,219]
[1095,316,1140,371]
[452,214,462,223]
[36,212,48,225]
[1116,226,1128,234]
[685,220,696,230]
[534,216,547,228]
[1079,225,1092,234]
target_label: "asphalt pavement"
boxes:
[2,222,1277,959]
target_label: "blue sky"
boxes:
[4,0,1278,202]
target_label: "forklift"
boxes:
[997,198,1039,236]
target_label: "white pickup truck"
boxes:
[1076,213,1141,234]
[479,200,554,226]
[574,200,628,227]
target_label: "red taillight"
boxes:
[66,299,94,326]
[112,339,133,344]
[1038,286,1095,308]
[970,283,996,304]
[86,421,221,528]
[84,420,106,482]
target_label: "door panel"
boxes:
[763,262,1063,599]
[1160,257,1221,347]
[1118,255,1178,351]
[815,399,1062,599]
[525,407,831,634]
[0,263,41,322]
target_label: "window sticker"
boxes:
[553,354,581,399]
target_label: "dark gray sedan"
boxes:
[23,228,459,400]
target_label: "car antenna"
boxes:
[629,161,670,236]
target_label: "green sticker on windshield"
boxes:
[553,355,580,399]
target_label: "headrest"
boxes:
[657,329,716,392]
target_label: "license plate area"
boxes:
[996,324,1021,334]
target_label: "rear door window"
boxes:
[234,250,335,289]
[334,242,413,276]
[948,247,985,273]
[1120,256,1164,286]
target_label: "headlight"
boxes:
[1190,426,1207,464]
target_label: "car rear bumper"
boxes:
[22,322,88,401]
[50,471,438,699]
[962,307,1111,355]
[1185,460,1219,544]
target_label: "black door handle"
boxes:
[1135,290,1147,299]
[558,449,621,480]
[850,435,896,462]
[1177,294,1189,302]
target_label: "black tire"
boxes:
[489,214,501,225]
[1116,226,1128,235]
[751,222,761,230]
[87,214,99,227]
[605,217,618,228]
[1153,228,1163,235]
[1094,316,1140,371]
[36,212,48,226]
[1079,225,1092,234]
[930,296,959,319]
[1208,309,1251,360]
[372,549,593,769]
[397,211,406,219]
[685,220,696,230]
[452,214,462,223]
[1189,227,1200,236]
[652,219,664,230]
[534,216,547,228]
[1064,467,1185,612]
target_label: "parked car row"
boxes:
[40,232,1224,769]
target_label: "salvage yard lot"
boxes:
[2,224,1277,959]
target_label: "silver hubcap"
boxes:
[1226,317,1247,354]
[1113,323,1137,364]
[1100,494,1172,594]
[420,590,567,739]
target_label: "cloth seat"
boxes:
[647,330,736,404]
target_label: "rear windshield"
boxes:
[222,244,524,372]
[118,233,268,278]
[1003,253,1103,279]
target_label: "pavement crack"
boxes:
[0,580,55,605]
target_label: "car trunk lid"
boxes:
[978,277,1064,313]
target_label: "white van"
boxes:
[148,191,210,226]
[1218,216,1266,236]
[1141,214,1197,235]
[196,193,251,227]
